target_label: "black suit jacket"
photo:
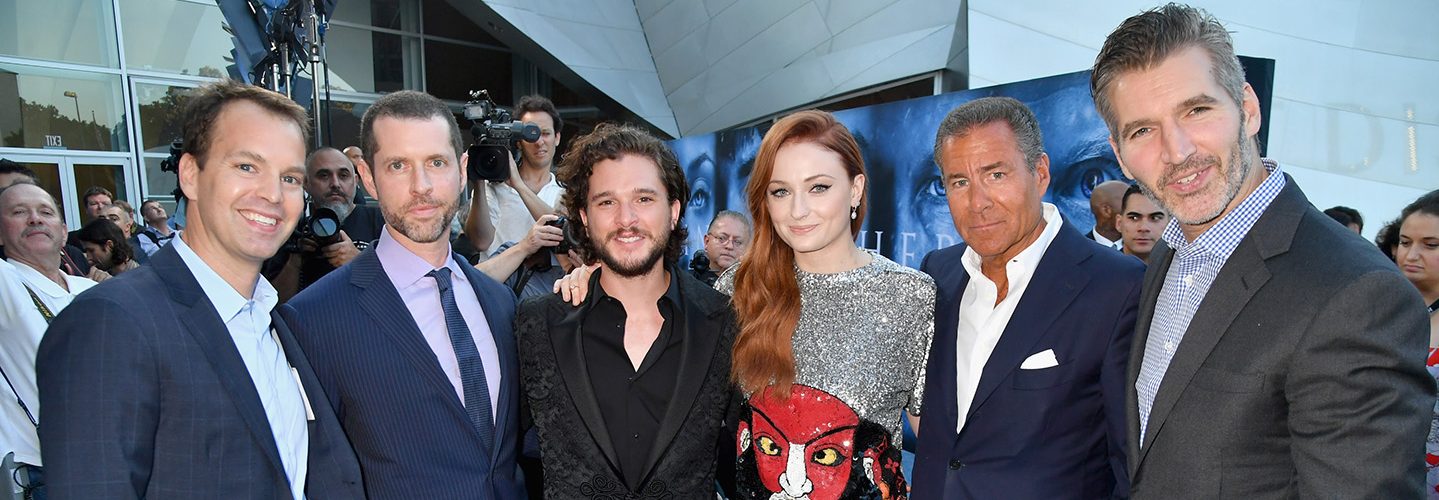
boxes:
[280,247,526,499]
[517,269,737,499]
[36,244,364,499]
[911,221,1141,499]
[1126,176,1433,498]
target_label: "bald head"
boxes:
[307,147,358,218]
[1089,180,1129,236]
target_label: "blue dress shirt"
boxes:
[171,236,310,499]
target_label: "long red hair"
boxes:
[732,110,868,397]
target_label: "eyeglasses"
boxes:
[708,233,745,247]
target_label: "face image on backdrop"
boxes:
[672,134,717,257]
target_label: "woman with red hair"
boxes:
[553,110,934,498]
[716,110,935,499]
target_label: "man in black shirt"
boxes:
[515,123,737,498]
[265,147,385,300]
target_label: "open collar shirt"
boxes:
[172,237,309,499]
[1136,159,1285,445]
[955,202,1064,433]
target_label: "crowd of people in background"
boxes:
[1,3,1437,499]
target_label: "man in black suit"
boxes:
[281,90,526,499]
[516,123,737,498]
[1091,4,1432,497]
[36,80,363,498]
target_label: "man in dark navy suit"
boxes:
[911,97,1142,499]
[281,90,525,499]
[37,80,363,499]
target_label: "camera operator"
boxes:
[466,95,565,255]
[265,147,384,301]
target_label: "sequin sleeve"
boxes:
[906,273,937,416]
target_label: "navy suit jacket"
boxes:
[280,246,525,499]
[36,244,364,499]
[911,221,1142,499]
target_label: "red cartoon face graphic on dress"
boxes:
[739,385,866,500]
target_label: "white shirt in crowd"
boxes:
[0,258,97,468]
[485,172,564,255]
[954,203,1064,433]
[1090,228,1121,251]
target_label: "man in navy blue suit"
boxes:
[280,90,525,499]
[37,80,363,498]
[911,97,1142,499]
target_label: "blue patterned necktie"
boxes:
[428,267,495,452]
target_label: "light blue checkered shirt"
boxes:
[1136,159,1285,446]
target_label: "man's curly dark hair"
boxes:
[555,122,689,265]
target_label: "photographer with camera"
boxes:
[455,93,582,300]
[464,94,564,253]
[690,210,751,286]
[265,147,385,301]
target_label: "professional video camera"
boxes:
[158,141,184,174]
[464,89,541,182]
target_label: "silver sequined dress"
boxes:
[716,251,936,440]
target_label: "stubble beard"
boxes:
[382,195,460,244]
[1136,124,1255,228]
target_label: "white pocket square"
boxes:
[1020,349,1059,369]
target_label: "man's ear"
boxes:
[177,152,200,203]
[356,157,378,198]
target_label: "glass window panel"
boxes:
[319,100,370,149]
[0,0,120,67]
[0,64,128,152]
[13,161,70,224]
[332,0,418,32]
[71,162,127,224]
[424,40,510,104]
[142,156,179,203]
[325,26,415,93]
[135,82,195,153]
[119,0,232,77]
[421,0,502,46]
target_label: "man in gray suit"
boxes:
[1090,4,1433,498]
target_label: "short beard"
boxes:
[1136,121,1255,227]
[381,195,460,244]
[318,197,354,223]
[594,226,670,278]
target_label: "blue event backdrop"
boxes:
[670,59,1273,269]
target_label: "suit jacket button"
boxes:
[948,460,964,470]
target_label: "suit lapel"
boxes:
[1128,241,1173,476]
[550,272,622,473]
[924,248,969,448]
[457,257,516,463]
[350,250,487,449]
[638,273,723,483]
[154,247,287,481]
[964,226,1090,423]
[1133,177,1303,470]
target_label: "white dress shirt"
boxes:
[0,259,96,467]
[485,172,564,254]
[954,203,1064,433]
[1090,228,1121,250]
[172,238,309,499]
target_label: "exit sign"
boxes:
[44,135,64,148]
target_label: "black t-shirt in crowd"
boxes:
[581,271,684,490]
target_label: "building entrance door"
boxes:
[1,152,131,230]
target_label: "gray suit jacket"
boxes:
[1126,175,1433,498]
